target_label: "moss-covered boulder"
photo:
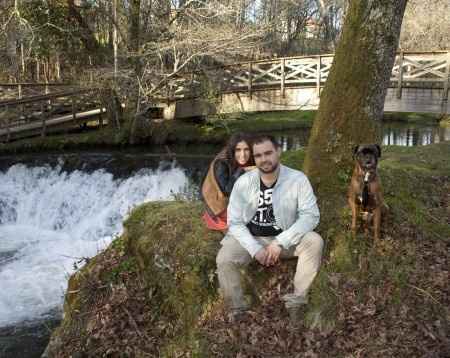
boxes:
[43,202,223,357]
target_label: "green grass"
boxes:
[382,111,441,123]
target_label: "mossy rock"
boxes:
[124,201,222,353]
[44,201,224,357]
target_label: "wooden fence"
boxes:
[158,51,450,104]
[0,89,105,142]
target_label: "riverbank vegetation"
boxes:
[0,110,443,155]
[44,142,450,357]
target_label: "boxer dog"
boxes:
[348,144,383,242]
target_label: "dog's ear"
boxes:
[352,145,360,158]
[375,144,381,158]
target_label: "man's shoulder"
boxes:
[280,165,308,181]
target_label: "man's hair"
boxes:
[251,134,280,149]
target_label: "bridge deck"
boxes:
[0,89,105,142]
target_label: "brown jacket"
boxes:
[201,150,230,217]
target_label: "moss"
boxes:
[0,127,128,155]
[439,116,450,127]
[280,147,306,170]
[123,201,222,353]
[383,112,441,124]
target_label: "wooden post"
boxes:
[442,51,450,102]
[41,102,46,137]
[6,106,10,143]
[99,94,104,127]
[316,56,322,96]
[281,58,286,98]
[248,62,253,99]
[397,51,404,99]
[113,0,118,80]
[18,84,24,121]
[71,96,76,121]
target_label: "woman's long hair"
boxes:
[224,132,255,172]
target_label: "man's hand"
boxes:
[254,248,269,266]
[266,241,282,266]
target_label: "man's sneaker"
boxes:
[281,294,308,327]
[281,293,308,307]
[227,308,252,323]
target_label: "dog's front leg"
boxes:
[349,197,358,235]
[373,206,381,242]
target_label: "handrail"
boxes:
[0,82,73,87]
[180,51,449,73]
[0,89,97,107]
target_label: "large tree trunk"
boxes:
[67,0,101,56]
[304,0,407,194]
[128,0,142,77]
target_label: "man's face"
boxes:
[253,140,281,174]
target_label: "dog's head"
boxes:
[353,144,381,171]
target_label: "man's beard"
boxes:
[258,161,279,174]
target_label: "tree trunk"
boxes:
[128,0,142,145]
[304,0,407,194]
[67,0,101,56]
[129,0,142,77]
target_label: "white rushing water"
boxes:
[0,162,189,327]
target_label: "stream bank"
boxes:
[43,142,450,357]
[1,110,446,156]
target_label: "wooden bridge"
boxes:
[156,51,450,119]
[1,51,449,141]
[0,87,106,142]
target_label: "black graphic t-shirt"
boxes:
[247,179,283,237]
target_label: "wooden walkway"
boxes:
[1,51,449,134]
[0,88,106,142]
[156,51,450,118]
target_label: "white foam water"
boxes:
[0,162,189,327]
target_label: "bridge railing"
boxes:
[0,89,105,142]
[392,51,450,100]
[0,82,76,101]
[157,51,450,102]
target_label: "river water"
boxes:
[0,122,449,357]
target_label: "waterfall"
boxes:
[0,162,189,327]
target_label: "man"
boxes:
[216,134,324,320]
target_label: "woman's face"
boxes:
[234,141,251,166]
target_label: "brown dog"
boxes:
[348,144,383,242]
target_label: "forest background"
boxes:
[1,0,449,106]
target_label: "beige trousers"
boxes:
[216,232,324,311]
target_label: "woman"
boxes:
[201,132,255,231]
